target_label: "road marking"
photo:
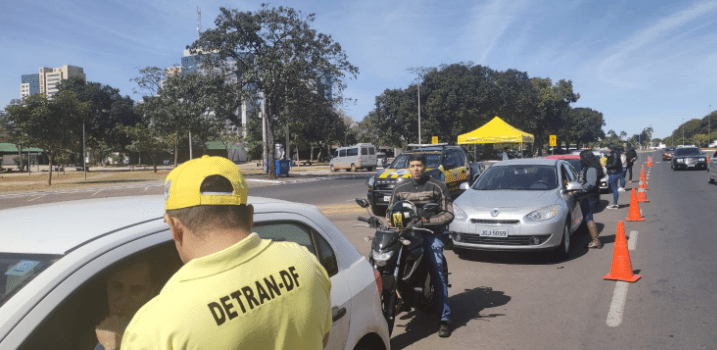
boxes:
[92,189,103,196]
[606,230,638,327]
[27,194,47,202]
[628,230,638,250]
[607,282,629,327]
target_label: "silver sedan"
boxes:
[449,158,584,260]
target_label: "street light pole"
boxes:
[682,118,685,146]
[417,76,421,144]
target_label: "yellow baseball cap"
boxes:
[164,156,248,210]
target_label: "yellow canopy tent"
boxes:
[457,116,534,158]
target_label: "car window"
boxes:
[713,150,717,158]
[339,149,346,157]
[0,254,60,308]
[361,147,368,155]
[674,148,701,156]
[389,153,441,169]
[369,147,376,155]
[333,150,338,158]
[563,162,578,181]
[472,164,557,190]
[253,222,338,277]
[19,242,183,350]
[347,148,358,156]
[452,150,465,167]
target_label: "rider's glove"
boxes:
[368,217,381,227]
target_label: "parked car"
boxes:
[449,158,584,260]
[708,150,717,184]
[671,147,707,170]
[545,154,608,192]
[330,143,378,172]
[662,146,676,161]
[366,144,485,215]
[0,196,390,350]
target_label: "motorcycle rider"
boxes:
[386,153,454,337]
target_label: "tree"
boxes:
[530,78,579,155]
[57,77,140,165]
[563,108,606,148]
[117,123,173,173]
[5,92,88,185]
[189,5,358,178]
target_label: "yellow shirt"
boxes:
[121,233,332,350]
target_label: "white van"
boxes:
[330,143,378,172]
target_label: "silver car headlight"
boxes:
[453,203,467,221]
[699,158,706,162]
[372,250,394,266]
[676,158,685,163]
[525,204,562,222]
[367,177,374,187]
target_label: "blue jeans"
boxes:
[580,200,598,222]
[422,234,451,323]
[608,174,620,205]
[620,167,627,188]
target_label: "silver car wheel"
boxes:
[555,221,570,260]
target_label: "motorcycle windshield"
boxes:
[373,229,399,251]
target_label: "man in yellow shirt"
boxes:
[117,156,332,350]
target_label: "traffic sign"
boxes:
[550,135,557,147]
[432,136,438,144]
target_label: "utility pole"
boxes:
[709,105,711,147]
[417,76,421,144]
[83,123,86,179]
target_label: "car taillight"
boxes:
[373,269,382,295]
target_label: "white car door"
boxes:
[252,215,352,350]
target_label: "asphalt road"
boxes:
[2,152,716,349]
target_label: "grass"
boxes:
[0,163,331,193]
[0,170,169,193]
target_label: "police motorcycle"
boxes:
[355,198,448,335]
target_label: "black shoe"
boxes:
[438,321,452,337]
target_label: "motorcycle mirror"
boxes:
[355,198,370,208]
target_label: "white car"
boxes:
[0,196,390,350]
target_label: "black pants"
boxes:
[627,162,634,181]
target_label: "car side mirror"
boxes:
[565,181,582,192]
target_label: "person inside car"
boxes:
[94,258,158,350]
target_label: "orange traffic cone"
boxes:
[639,167,648,190]
[647,156,653,167]
[625,188,644,221]
[637,186,649,203]
[603,221,641,282]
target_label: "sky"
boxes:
[2,0,717,139]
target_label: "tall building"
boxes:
[21,65,85,99]
[20,74,39,99]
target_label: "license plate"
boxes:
[383,195,391,202]
[687,164,695,167]
[479,229,508,237]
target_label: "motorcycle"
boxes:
[355,198,449,335]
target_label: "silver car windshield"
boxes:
[0,254,60,307]
[472,164,558,190]
[389,153,441,169]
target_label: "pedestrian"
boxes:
[118,156,332,349]
[619,144,628,191]
[502,147,510,161]
[387,153,454,337]
[625,144,638,182]
[605,143,622,209]
[578,150,603,249]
